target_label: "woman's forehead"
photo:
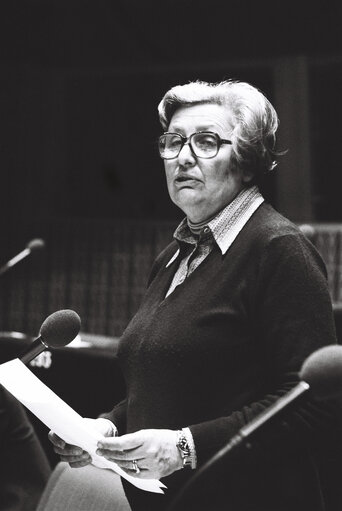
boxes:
[169,103,233,132]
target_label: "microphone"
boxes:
[167,345,342,511]
[298,224,316,241]
[0,238,45,276]
[20,309,81,365]
[222,345,342,448]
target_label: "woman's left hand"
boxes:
[96,429,183,479]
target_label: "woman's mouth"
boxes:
[175,176,199,185]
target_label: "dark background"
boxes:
[0,0,341,337]
[0,0,341,225]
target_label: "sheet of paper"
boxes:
[0,358,166,494]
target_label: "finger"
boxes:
[48,431,66,449]
[98,432,144,451]
[97,448,145,465]
[69,457,92,468]
[60,452,92,464]
[96,447,145,461]
[115,459,146,471]
[53,444,84,455]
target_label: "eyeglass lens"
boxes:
[159,132,219,159]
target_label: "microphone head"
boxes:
[300,345,342,400]
[26,238,45,252]
[298,224,315,240]
[39,309,81,348]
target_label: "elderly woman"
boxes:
[50,81,337,511]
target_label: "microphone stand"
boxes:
[0,248,31,276]
[167,382,310,511]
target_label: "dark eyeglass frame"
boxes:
[158,131,232,160]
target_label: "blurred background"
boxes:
[0,0,341,338]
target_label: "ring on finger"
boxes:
[132,459,140,474]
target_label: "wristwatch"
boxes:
[176,430,193,468]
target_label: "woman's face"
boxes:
[164,103,248,223]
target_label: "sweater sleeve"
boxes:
[189,232,339,466]
[99,399,127,436]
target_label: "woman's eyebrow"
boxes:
[168,124,216,133]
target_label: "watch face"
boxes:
[177,434,190,456]
[177,431,193,469]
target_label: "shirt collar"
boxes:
[172,185,264,256]
[207,185,264,254]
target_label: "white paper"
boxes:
[0,358,166,494]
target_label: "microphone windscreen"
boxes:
[300,345,342,400]
[39,309,81,348]
[298,224,316,240]
[26,238,45,251]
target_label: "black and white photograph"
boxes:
[0,1,341,510]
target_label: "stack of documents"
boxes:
[0,358,165,494]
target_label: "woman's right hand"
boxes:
[48,417,117,468]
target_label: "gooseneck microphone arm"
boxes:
[0,238,45,276]
[168,383,310,511]
[20,337,49,365]
[167,344,342,511]
[236,380,309,441]
[0,247,31,275]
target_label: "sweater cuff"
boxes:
[182,427,197,469]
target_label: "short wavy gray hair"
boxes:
[158,80,281,184]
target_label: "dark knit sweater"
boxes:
[104,203,338,511]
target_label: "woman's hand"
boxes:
[96,429,183,479]
[48,418,116,468]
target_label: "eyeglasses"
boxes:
[158,131,232,160]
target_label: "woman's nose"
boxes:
[177,142,196,166]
